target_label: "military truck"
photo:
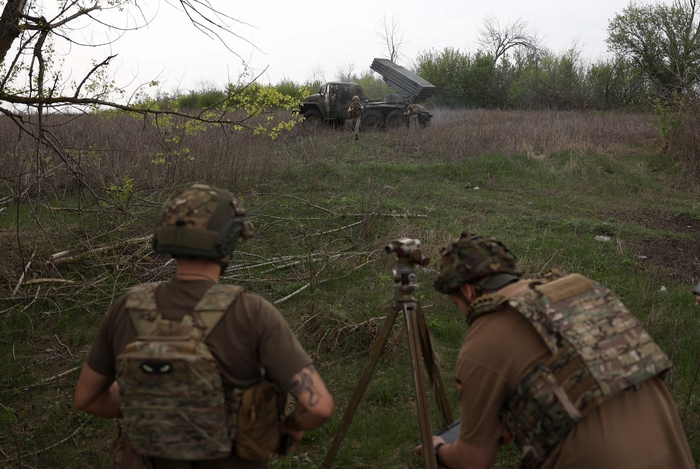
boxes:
[296,58,435,130]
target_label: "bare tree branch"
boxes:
[376,14,405,63]
[477,16,540,64]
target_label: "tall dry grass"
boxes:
[0,109,662,202]
[666,102,700,174]
[0,111,293,198]
[399,108,660,159]
[0,107,667,264]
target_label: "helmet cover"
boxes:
[153,184,253,260]
[433,231,518,294]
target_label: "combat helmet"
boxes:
[352,95,359,101]
[433,231,519,294]
[153,184,254,264]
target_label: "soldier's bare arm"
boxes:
[284,365,333,431]
[74,364,123,418]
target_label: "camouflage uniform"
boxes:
[434,232,694,469]
[405,102,427,129]
[347,96,364,140]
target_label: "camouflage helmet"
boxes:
[352,95,359,101]
[153,184,254,261]
[433,231,519,294]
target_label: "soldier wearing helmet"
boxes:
[75,184,333,468]
[417,231,693,469]
[347,95,364,141]
[403,99,428,130]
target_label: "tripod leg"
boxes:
[405,303,438,469]
[321,306,400,469]
[416,306,453,427]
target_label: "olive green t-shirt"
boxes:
[87,278,313,469]
[456,280,694,469]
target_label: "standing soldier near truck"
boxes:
[348,95,364,141]
[404,100,428,129]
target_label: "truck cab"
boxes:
[299,82,365,125]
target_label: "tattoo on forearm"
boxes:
[287,365,320,407]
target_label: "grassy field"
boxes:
[1,109,699,468]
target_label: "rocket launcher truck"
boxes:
[296,58,436,130]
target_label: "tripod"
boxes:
[321,238,454,469]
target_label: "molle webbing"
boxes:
[126,283,243,338]
[502,274,671,469]
[118,283,244,460]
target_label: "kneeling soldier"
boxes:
[418,231,693,469]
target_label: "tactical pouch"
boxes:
[108,422,154,469]
[235,381,284,461]
[502,363,581,469]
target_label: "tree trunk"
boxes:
[0,0,27,66]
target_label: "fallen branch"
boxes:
[310,220,364,237]
[253,193,337,215]
[47,235,151,264]
[273,258,375,305]
[274,284,310,305]
[23,278,76,285]
[258,260,303,275]
[0,424,83,463]
[42,205,112,213]
[14,365,82,391]
[344,212,428,218]
[12,247,37,297]
[227,253,327,272]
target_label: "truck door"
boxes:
[321,83,329,119]
[328,84,338,119]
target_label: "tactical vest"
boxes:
[116,283,243,460]
[476,273,671,469]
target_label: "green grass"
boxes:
[2,120,700,467]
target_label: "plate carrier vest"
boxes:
[472,273,671,469]
[116,283,243,460]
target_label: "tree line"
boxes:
[414,1,700,113]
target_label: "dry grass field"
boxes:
[1,108,699,468]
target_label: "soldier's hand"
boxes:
[277,428,304,456]
[414,435,446,456]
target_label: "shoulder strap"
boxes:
[193,284,245,338]
[125,283,161,336]
[468,294,508,325]
[535,273,593,302]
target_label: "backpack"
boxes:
[116,283,243,460]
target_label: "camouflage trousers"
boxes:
[350,117,361,137]
[408,114,419,130]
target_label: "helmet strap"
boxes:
[216,257,230,276]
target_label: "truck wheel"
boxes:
[385,110,404,129]
[360,110,383,131]
[303,109,323,127]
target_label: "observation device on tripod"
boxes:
[321,238,454,469]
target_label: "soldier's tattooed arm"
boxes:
[283,365,334,432]
[288,365,321,406]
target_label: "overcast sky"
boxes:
[61,0,643,95]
